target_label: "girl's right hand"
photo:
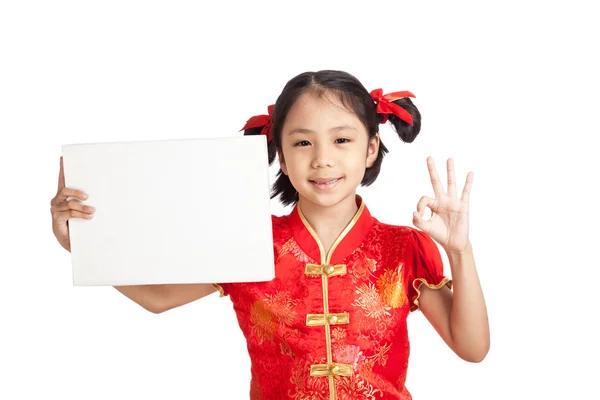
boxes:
[50,156,96,252]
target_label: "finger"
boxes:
[50,187,88,206]
[427,156,444,197]
[461,171,473,203]
[52,209,94,223]
[447,158,456,198]
[57,156,65,192]
[413,210,431,233]
[51,200,95,214]
[416,195,436,217]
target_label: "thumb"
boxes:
[57,156,65,191]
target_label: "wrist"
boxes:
[446,241,473,259]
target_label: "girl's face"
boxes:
[279,91,379,209]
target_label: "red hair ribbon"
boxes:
[370,89,416,125]
[240,104,275,142]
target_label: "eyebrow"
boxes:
[288,124,358,135]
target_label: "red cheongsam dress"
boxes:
[213,195,452,400]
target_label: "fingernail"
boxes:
[83,194,88,199]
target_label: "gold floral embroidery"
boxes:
[264,291,299,326]
[278,328,301,357]
[364,258,378,272]
[289,359,329,400]
[280,341,293,357]
[334,374,383,399]
[331,327,347,344]
[358,358,375,381]
[371,342,392,367]
[348,342,392,385]
[249,301,278,344]
[351,256,377,282]
[280,238,311,262]
[352,282,391,320]
[376,266,408,309]
[250,291,300,348]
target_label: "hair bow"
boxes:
[240,104,275,142]
[370,89,416,126]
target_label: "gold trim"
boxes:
[304,263,347,277]
[211,283,226,298]
[298,196,365,400]
[412,277,453,310]
[306,312,350,326]
[310,363,353,377]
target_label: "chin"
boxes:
[303,195,341,208]
[298,186,356,209]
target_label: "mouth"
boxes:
[309,177,343,190]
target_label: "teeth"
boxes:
[313,178,339,184]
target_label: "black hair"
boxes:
[242,70,422,207]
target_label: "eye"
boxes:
[294,140,311,147]
[335,138,351,144]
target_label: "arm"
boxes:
[419,242,490,363]
[114,283,217,314]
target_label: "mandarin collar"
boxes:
[287,195,374,265]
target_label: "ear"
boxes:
[277,150,288,175]
[366,133,380,168]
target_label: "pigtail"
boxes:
[383,97,422,143]
[362,93,421,188]
[240,104,277,165]
[240,106,299,206]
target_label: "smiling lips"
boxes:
[310,177,340,184]
[309,177,342,190]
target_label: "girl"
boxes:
[50,70,489,399]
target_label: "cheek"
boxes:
[346,147,369,165]
[281,151,304,176]
[344,148,370,177]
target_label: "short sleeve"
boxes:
[405,228,453,312]
[211,283,231,298]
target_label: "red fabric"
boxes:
[239,104,275,142]
[404,229,451,312]
[214,197,450,399]
[370,89,416,125]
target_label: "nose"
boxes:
[311,143,335,169]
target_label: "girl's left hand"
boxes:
[412,157,473,255]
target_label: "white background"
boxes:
[1,1,599,399]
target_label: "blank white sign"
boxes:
[61,135,274,286]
